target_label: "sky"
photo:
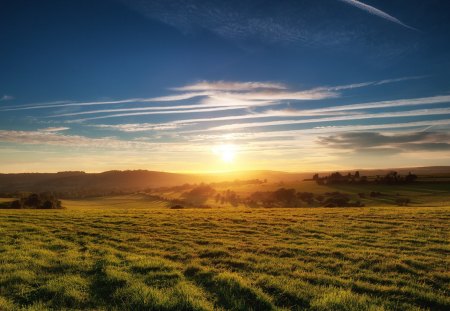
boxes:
[0,0,449,173]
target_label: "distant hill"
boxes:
[0,170,199,193]
[0,166,449,193]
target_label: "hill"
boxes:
[0,166,449,194]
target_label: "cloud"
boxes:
[119,0,419,53]
[39,127,70,132]
[0,81,328,113]
[1,77,422,115]
[191,107,450,132]
[184,119,450,142]
[49,80,343,120]
[318,131,450,152]
[172,81,286,91]
[0,129,195,151]
[0,95,14,101]
[94,123,188,132]
[46,93,450,121]
[38,76,422,121]
[86,92,449,132]
[325,76,427,91]
[0,99,140,112]
[90,109,353,133]
[337,0,417,31]
[67,105,250,123]
[300,95,450,114]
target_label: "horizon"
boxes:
[1,0,449,173]
[2,165,449,175]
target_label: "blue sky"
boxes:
[0,0,449,172]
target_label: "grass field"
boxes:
[0,196,449,310]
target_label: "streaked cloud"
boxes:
[0,77,424,117]
[39,127,70,132]
[171,81,286,91]
[184,119,450,142]
[337,0,417,31]
[42,77,423,121]
[67,105,250,123]
[301,95,450,113]
[189,107,450,132]
[95,123,188,132]
[318,130,450,152]
[0,129,180,150]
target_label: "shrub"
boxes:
[396,198,411,206]
[9,193,63,209]
[170,205,184,209]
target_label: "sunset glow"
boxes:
[0,0,449,173]
[213,144,237,164]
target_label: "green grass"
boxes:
[0,196,449,310]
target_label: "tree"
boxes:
[405,172,418,183]
[9,193,62,209]
[273,188,297,206]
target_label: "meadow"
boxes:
[0,195,449,310]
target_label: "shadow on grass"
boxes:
[184,265,274,311]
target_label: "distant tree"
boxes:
[324,192,351,207]
[405,172,418,183]
[9,193,62,209]
[396,198,411,206]
[297,192,314,205]
[183,185,216,205]
[273,188,297,206]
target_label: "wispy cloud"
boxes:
[301,95,450,114]
[67,105,250,123]
[39,127,70,132]
[172,81,286,91]
[337,0,417,31]
[37,77,423,121]
[90,110,354,133]
[86,93,450,132]
[0,95,14,101]
[45,92,450,121]
[184,119,450,142]
[120,0,419,54]
[188,107,450,132]
[0,81,327,113]
[326,76,427,91]
[94,123,188,132]
[0,99,140,112]
[0,77,424,116]
[0,129,185,151]
[318,130,450,152]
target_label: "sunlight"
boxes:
[212,144,237,163]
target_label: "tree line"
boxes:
[312,171,417,185]
[1,193,63,209]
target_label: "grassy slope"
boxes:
[0,197,449,310]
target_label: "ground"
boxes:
[0,196,449,310]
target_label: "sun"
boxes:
[212,144,236,163]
